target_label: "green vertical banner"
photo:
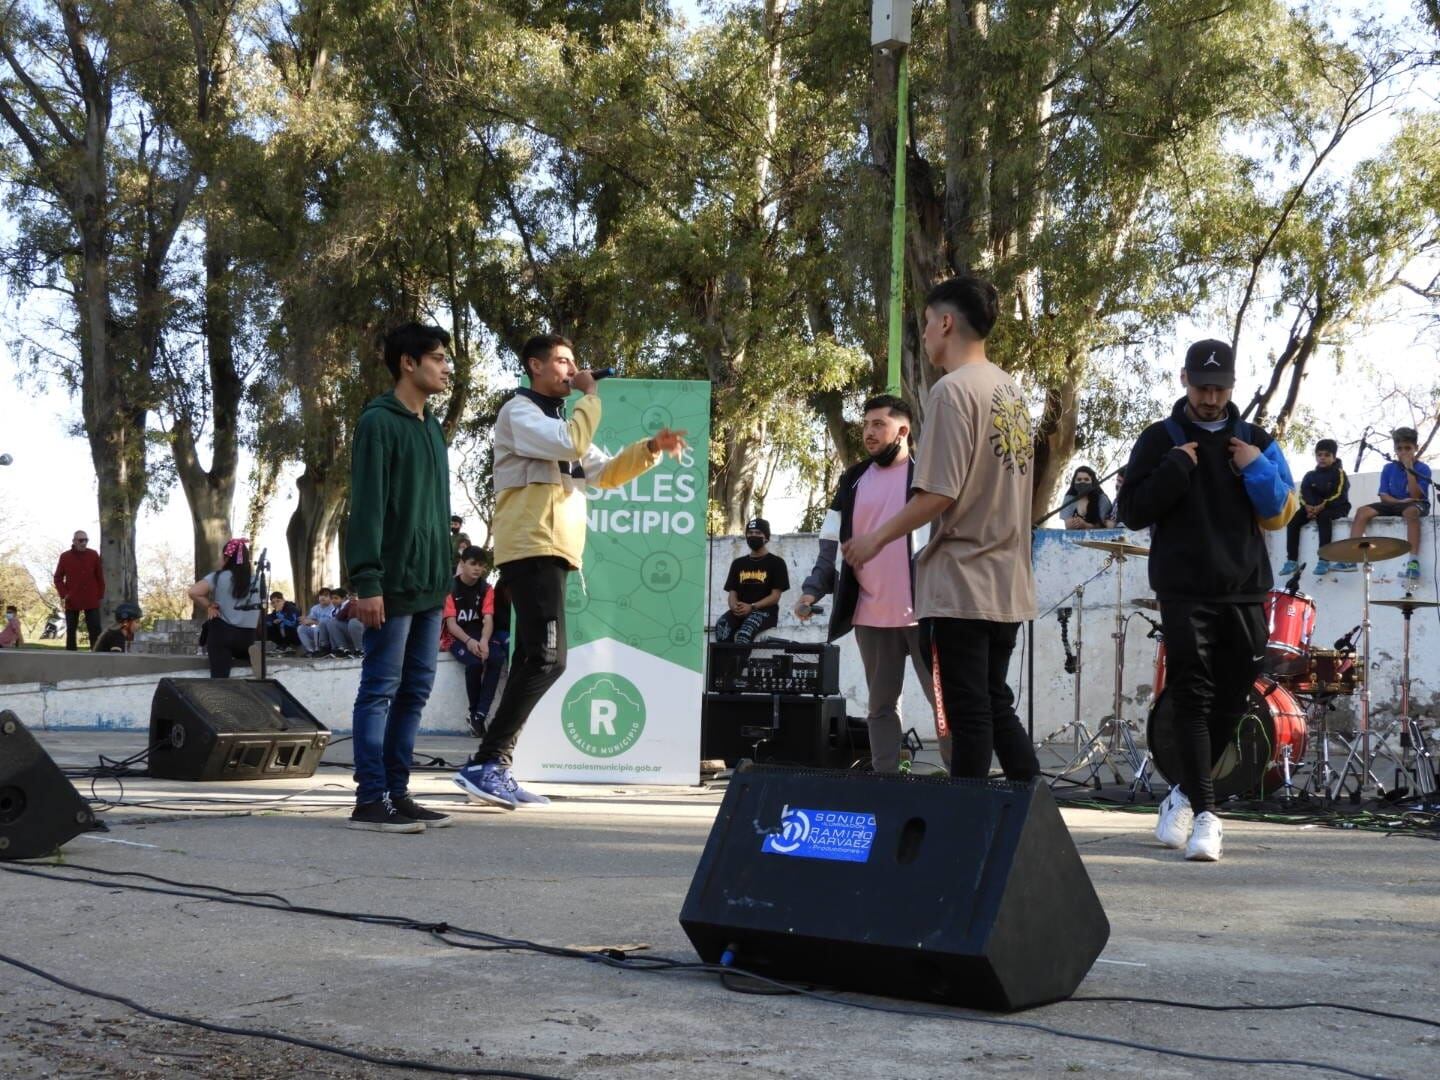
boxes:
[514,379,710,785]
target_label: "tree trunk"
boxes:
[286,464,347,607]
[172,228,241,590]
[1029,355,1082,522]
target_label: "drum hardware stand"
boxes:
[1301,699,1346,800]
[1329,548,1380,800]
[1378,595,1437,805]
[1040,566,1112,785]
[1317,536,1412,801]
[1053,551,1149,790]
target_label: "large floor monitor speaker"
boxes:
[0,710,98,860]
[680,766,1110,1012]
[701,694,854,769]
[148,678,329,782]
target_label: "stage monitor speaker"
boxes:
[701,694,853,769]
[148,678,329,782]
[0,710,98,860]
[680,766,1109,1012]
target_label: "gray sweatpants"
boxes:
[853,624,948,772]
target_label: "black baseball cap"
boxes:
[744,517,771,539]
[1184,339,1235,388]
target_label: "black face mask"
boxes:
[745,535,766,552]
[1072,481,1094,494]
[870,438,903,468]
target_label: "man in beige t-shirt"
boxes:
[842,275,1038,781]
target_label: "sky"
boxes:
[1,0,1436,597]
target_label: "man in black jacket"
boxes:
[795,396,944,771]
[1118,340,1296,862]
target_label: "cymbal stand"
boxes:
[1332,551,1384,799]
[1055,553,1147,788]
[1395,600,1436,803]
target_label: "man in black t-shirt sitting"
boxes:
[93,602,142,653]
[715,518,789,644]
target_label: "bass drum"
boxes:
[1147,678,1308,801]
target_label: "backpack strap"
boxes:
[1162,417,1185,446]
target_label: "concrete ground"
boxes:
[2,733,1438,1080]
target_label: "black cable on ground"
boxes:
[1,861,1423,1080]
[1072,995,1440,1029]
[0,949,565,1080]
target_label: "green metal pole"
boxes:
[887,48,909,395]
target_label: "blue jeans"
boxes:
[350,608,441,805]
[474,632,510,718]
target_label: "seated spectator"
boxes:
[1060,466,1114,530]
[441,546,494,736]
[265,591,302,651]
[93,602,143,653]
[297,587,335,657]
[1334,427,1431,580]
[187,539,262,678]
[0,604,23,648]
[471,567,511,735]
[323,586,365,657]
[714,518,788,644]
[1281,438,1350,577]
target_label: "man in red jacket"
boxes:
[53,530,105,651]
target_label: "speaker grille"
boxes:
[166,681,288,734]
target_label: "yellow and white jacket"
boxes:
[492,388,660,570]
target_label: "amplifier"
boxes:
[707,641,840,696]
[701,694,855,769]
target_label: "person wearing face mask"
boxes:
[794,395,946,772]
[1059,466,1114,530]
[715,518,789,644]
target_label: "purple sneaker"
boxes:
[452,762,517,809]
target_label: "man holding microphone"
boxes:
[453,334,686,808]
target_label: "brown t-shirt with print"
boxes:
[912,360,1037,622]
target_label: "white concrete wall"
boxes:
[13,514,1437,740]
[720,517,1439,740]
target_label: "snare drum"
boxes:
[1263,589,1317,677]
[1147,677,1308,800]
[1290,648,1362,697]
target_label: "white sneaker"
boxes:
[1154,786,1193,849]
[1185,812,1223,861]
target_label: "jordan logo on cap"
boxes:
[1204,352,1220,367]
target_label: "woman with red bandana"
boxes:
[188,538,263,678]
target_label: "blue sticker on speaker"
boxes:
[761,804,876,863]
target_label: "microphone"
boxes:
[1334,625,1361,651]
[0,453,11,465]
[1285,563,1305,594]
[1354,435,1367,472]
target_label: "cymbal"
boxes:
[1078,539,1150,558]
[1317,536,1411,563]
[1371,598,1440,611]
[1129,598,1160,611]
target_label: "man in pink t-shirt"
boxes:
[795,395,944,772]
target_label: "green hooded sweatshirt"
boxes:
[346,390,452,614]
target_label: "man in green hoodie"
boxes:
[344,322,457,833]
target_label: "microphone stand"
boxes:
[253,549,270,682]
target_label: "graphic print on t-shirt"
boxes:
[989,383,1033,476]
[724,552,790,605]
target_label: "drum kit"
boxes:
[1048,536,1437,805]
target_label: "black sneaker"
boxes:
[391,795,454,828]
[467,712,488,739]
[347,795,424,833]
